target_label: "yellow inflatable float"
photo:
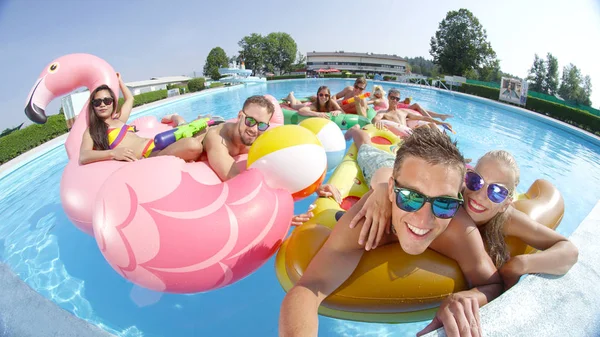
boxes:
[275,124,565,323]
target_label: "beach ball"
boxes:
[299,118,346,170]
[247,125,327,201]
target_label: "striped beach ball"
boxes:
[299,117,346,171]
[247,125,327,201]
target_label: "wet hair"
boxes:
[393,127,466,191]
[388,88,400,97]
[477,150,520,268]
[315,86,333,112]
[88,85,116,150]
[243,95,275,115]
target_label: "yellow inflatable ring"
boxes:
[275,124,564,323]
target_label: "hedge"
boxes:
[0,113,69,164]
[267,75,306,81]
[437,82,600,135]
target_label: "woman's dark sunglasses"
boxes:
[318,93,330,98]
[393,182,463,219]
[242,111,269,132]
[92,97,114,107]
[464,170,510,203]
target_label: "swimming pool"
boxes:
[1,78,599,336]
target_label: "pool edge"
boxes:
[425,199,600,336]
[0,262,116,337]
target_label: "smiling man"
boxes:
[180,95,274,181]
[279,127,503,337]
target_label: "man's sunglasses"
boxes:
[354,85,366,91]
[242,111,270,132]
[464,170,510,203]
[393,182,463,219]
[389,96,401,101]
[92,97,114,107]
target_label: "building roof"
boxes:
[126,76,193,88]
[307,51,407,62]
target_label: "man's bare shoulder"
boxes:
[430,208,481,255]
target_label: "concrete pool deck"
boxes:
[425,200,600,337]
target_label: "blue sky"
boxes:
[1,0,599,130]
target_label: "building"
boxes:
[307,51,408,77]
[126,76,192,95]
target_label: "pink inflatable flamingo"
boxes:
[24,53,294,293]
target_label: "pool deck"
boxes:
[425,199,600,337]
[0,262,115,337]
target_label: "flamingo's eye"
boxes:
[48,62,59,73]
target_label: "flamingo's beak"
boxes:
[24,77,50,124]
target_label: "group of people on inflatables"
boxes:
[83,73,578,337]
[283,77,453,133]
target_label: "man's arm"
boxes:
[332,87,349,101]
[279,192,372,337]
[203,129,240,181]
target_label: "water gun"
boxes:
[153,117,224,151]
[341,92,371,105]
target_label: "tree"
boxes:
[544,53,559,95]
[479,57,501,82]
[558,64,592,105]
[263,32,297,75]
[238,33,266,76]
[203,47,229,81]
[290,52,306,71]
[527,54,547,92]
[429,8,497,75]
[583,75,592,106]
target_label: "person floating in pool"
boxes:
[279,127,502,337]
[332,77,370,117]
[356,147,579,291]
[366,85,389,111]
[283,86,344,119]
[79,73,209,165]
[370,88,453,133]
[393,88,453,121]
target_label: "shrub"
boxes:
[188,78,206,92]
[266,74,306,81]
[0,113,68,164]
[209,82,224,88]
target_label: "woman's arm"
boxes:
[115,73,134,122]
[298,104,328,118]
[79,128,137,164]
[500,206,579,288]
[328,99,344,115]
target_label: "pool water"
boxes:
[1,79,599,336]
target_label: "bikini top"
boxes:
[107,124,137,149]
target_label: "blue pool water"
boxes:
[1,78,599,336]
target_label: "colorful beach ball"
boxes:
[247,125,327,201]
[299,117,346,171]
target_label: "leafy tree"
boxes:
[263,32,297,75]
[527,54,547,92]
[558,64,592,105]
[479,57,501,82]
[238,33,266,76]
[404,56,437,77]
[429,8,497,75]
[203,47,229,81]
[544,53,559,95]
[290,52,306,71]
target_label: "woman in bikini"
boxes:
[79,73,204,165]
[283,86,344,119]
